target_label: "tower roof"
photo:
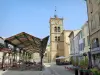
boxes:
[54,6,57,18]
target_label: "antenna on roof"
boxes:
[54,6,57,18]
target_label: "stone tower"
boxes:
[49,14,63,62]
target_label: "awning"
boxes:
[55,56,69,59]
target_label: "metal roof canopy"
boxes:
[5,32,49,54]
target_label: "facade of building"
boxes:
[78,30,84,55]
[81,22,90,53]
[69,30,80,61]
[86,0,100,68]
[0,37,4,62]
[63,30,71,60]
[69,31,74,57]
[58,30,72,61]
[43,44,50,63]
[69,21,90,63]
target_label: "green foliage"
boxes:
[90,68,100,75]
[84,57,89,67]
[0,43,5,48]
[75,57,79,66]
[79,56,89,68]
[70,57,75,65]
[80,59,85,67]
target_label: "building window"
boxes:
[79,44,82,51]
[96,0,100,5]
[58,27,60,32]
[89,0,93,13]
[58,36,60,41]
[99,13,100,26]
[54,27,57,32]
[83,38,85,48]
[55,36,57,41]
[45,53,47,57]
[57,44,58,50]
[80,31,82,38]
[96,38,99,47]
[82,29,84,37]
[88,0,90,3]
[91,19,95,30]
[92,38,99,48]
[87,36,90,46]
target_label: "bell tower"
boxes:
[49,7,63,62]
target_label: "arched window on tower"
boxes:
[58,36,60,41]
[54,27,57,32]
[58,27,60,32]
[55,36,57,41]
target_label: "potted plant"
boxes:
[83,57,90,75]
[90,68,100,75]
[75,57,79,66]
[70,57,75,66]
[79,59,85,75]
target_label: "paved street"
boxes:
[0,70,42,75]
[50,65,74,75]
[0,63,75,75]
[42,63,75,75]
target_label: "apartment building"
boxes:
[0,37,5,62]
[69,30,80,60]
[43,45,50,63]
[86,0,100,68]
[69,21,90,62]
[81,21,90,53]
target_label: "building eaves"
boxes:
[74,29,82,38]
[68,31,74,37]
[68,29,81,37]
[81,21,88,29]
[63,30,72,32]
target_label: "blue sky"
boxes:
[0,0,87,39]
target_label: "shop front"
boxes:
[91,47,100,69]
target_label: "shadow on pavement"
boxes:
[0,62,44,75]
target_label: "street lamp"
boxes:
[85,0,92,68]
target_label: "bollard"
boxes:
[85,71,89,75]
[85,72,89,75]
[75,68,78,75]
[80,70,83,75]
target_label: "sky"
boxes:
[0,0,88,39]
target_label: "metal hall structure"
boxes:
[1,32,49,71]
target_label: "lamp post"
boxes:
[85,0,92,68]
[83,53,87,63]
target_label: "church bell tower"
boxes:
[49,7,63,62]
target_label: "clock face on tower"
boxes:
[51,19,55,24]
[50,19,61,25]
[55,20,60,25]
